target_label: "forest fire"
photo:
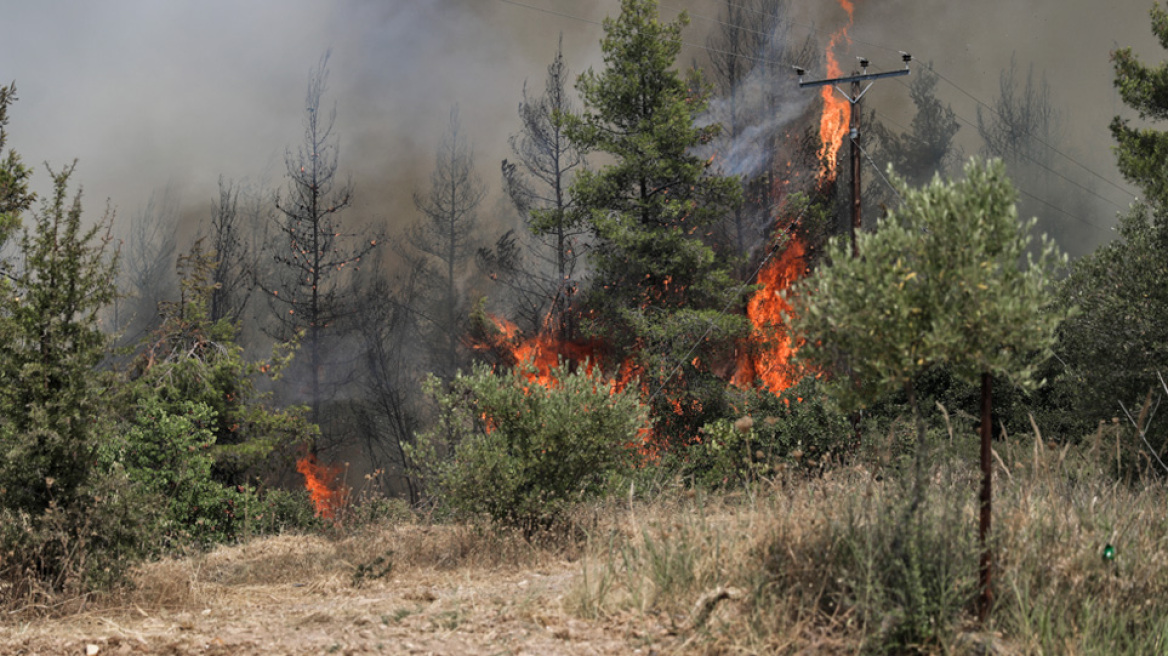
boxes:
[474,314,607,389]
[818,0,855,182]
[296,453,349,519]
[733,234,807,394]
[467,0,856,411]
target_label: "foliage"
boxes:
[1111,2,1168,209]
[1053,5,1168,453]
[789,158,1068,433]
[123,242,316,486]
[0,164,117,516]
[678,376,852,488]
[0,464,161,602]
[0,163,141,595]
[0,82,34,250]
[409,360,647,535]
[565,0,749,448]
[99,397,249,547]
[247,487,323,535]
[871,63,961,190]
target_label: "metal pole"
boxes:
[850,79,862,258]
[978,372,994,622]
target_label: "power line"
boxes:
[498,0,806,70]
[929,68,1138,203]
[854,138,902,203]
[501,0,1137,220]
[871,108,1116,235]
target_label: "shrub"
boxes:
[247,488,323,535]
[409,360,647,535]
[100,396,251,548]
[678,376,853,489]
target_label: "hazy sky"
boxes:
[0,0,1160,252]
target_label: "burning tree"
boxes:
[564,0,749,447]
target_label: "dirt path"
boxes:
[1,553,676,655]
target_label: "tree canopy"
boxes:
[566,0,748,445]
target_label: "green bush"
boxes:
[101,396,251,547]
[0,456,162,604]
[247,488,323,535]
[678,376,853,488]
[409,360,647,535]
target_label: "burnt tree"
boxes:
[263,52,377,428]
[410,106,485,381]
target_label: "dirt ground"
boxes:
[0,530,681,656]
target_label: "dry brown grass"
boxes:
[568,439,1168,654]
[4,431,1168,654]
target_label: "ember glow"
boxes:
[296,453,348,519]
[817,0,855,183]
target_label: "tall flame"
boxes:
[296,453,348,519]
[734,235,806,394]
[817,0,855,183]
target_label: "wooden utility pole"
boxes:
[850,78,862,257]
[797,55,913,451]
[797,54,912,257]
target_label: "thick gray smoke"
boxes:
[0,0,1158,255]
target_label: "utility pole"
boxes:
[796,53,912,257]
[796,54,914,537]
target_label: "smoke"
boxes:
[697,71,813,180]
[0,0,1158,261]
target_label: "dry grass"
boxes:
[5,431,1168,654]
[568,438,1168,654]
[111,520,566,613]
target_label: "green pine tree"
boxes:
[0,163,117,515]
[1056,3,1168,447]
[0,82,35,251]
[1111,3,1168,209]
[566,0,747,447]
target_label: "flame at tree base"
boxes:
[296,453,349,519]
[733,235,807,395]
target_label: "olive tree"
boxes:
[789,157,1069,621]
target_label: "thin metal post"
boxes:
[850,79,862,258]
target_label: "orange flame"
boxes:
[733,235,807,394]
[474,314,604,389]
[817,1,855,183]
[296,453,348,519]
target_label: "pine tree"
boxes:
[263,53,378,428]
[410,106,486,381]
[488,37,587,337]
[566,0,747,447]
[0,163,117,515]
[1112,4,1168,208]
[0,83,34,251]
[1057,4,1168,443]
